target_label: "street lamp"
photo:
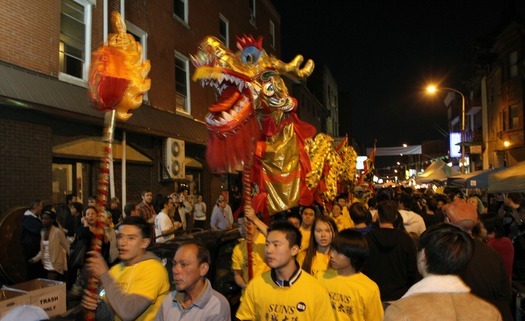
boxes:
[426,85,466,174]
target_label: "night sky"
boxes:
[270,0,525,150]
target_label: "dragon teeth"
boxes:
[221,111,233,121]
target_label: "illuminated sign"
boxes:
[450,132,461,158]
[356,156,368,170]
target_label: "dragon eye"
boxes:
[263,82,275,96]
[241,46,262,65]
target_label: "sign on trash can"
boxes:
[2,278,66,317]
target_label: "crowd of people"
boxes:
[230,185,523,321]
[16,184,525,320]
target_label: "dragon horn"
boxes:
[274,54,315,79]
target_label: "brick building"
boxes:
[0,0,282,213]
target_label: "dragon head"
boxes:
[89,12,150,121]
[191,35,315,173]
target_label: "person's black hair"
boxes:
[66,193,76,203]
[70,201,83,214]
[507,193,524,206]
[367,197,378,209]
[267,220,302,249]
[349,202,371,225]
[399,193,415,209]
[331,229,369,272]
[435,195,448,204]
[376,190,392,202]
[300,205,316,215]
[123,202,137,216]
[418,223,473,275]
[377,200,399,224]
[426,197,438,212]
[41,209,59,227]
[178,240,211,265]
[482,213,506,238]
[120,216,151,239]
[336,194,348,202]
[84,205,98,217]
[285,209,302,225]
[42,204,55,213]
[155,195,169,213]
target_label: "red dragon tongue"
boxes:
[209,87,241,112]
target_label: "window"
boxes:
[249,0,256,24]
[174,0,188,24]
[175,52,191,113]
[509,104,521,130]
[52,162,84,204]
[502,109,508,131]
[126,21,149,101]
[269,20,275,48]
[59,0,93,84]
[509,51,518,78]
[219,14,229,47]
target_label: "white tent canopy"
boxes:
[488,161,525,193]
[416,159,460,183]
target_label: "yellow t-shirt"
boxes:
[236,270,336,321]
[106,257,170,321]
[299,226,311,254]
[317,269,384,321]
[296,250,331,277]
[231,232,270,290]
[341,207,355,227]
[332,213,353,231]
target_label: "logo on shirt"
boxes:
[268,302,307,314]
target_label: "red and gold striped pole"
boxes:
[85,12,150,320]
[242,155,254,280]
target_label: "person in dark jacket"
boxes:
[443,198,514,321]
[21,199,45,280]
[363,200,421,304]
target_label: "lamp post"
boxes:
[426,85,466,174]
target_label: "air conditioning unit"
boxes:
[165,138,185,179]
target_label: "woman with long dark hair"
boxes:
[297,215,338,276]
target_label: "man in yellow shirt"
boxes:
[299,206,316,254]
[236,220,336,321]
[232,207,270,294]
[81,216,170,321]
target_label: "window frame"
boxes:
[219,14,229,48]
[509,50,518,78]
[58,0,93,86]
[173,0,188,24]
[269,19,275,49]
[126,20,149,102]
[174,51,191,114]
[509,104,522,130]
[249,0,256,25]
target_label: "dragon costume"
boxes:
[191,35,356,219]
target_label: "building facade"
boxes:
[0,0,282,214]
[482,21,525,169]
